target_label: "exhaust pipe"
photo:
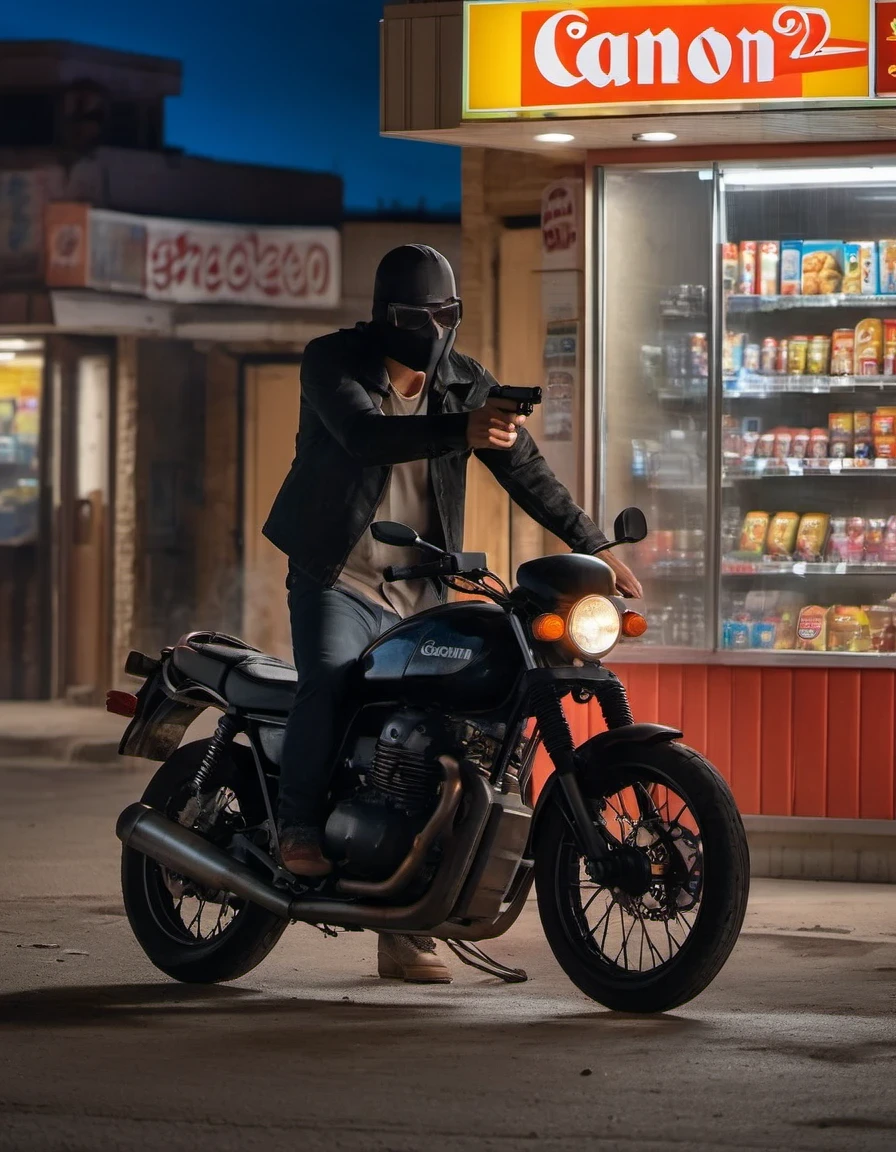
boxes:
[117,772,495,934]
[116,803,293,919]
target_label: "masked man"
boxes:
[263,245,641,983]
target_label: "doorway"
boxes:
[50,338,114,703]
[241,361,301,661]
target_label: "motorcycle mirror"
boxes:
[370,521,419,548]
[613,507,648,545]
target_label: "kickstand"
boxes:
[445,939,528,983]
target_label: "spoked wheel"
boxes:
[535,742,749,1013]
[121,740,288,983]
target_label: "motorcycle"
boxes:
[112,507,750,1012]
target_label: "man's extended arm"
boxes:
[301,341,468,466]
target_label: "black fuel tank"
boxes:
[360,603,521,713]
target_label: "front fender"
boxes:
[528,723,683,851]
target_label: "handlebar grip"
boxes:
[384,564,422,583]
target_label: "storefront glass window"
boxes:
[720,168,896,657]
[601,170,713,650]
[0,339,42,545]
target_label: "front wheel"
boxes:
[121,740,288,983]
[535,741,749,1013]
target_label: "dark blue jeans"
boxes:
[278,565,399,830]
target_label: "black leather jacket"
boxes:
[262,323,607,583]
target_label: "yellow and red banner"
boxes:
[464,0,874,118]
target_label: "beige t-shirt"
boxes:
[338,383,440,619]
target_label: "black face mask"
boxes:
[370,244,461,379]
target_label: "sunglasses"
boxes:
[387,300,463,331]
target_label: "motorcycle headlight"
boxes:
[566,595,621,659]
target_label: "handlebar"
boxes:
[383,550,489,583]
[383,559,449,583]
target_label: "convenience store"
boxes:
[382,0,896,871]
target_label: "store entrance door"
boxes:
[53,342,113,704]
[241,362,300,661]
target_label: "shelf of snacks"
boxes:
[727,294,896,314]
[725,459,896,479]
[724,373,896,397]
[722,560,896,577]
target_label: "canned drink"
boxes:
[776,339,789,375]
[788,336,809,375]
[761,337,778,375]
[744,343,761,373]
[808,335,831,375]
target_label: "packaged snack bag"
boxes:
[855,318,884,375]
[791,429,810,459]
[828,606,872,652]
[873,410,896,436]
[801,241,844,295]
[796,605,829,650]
[844,243,877,294]
[854,411,872,437]
[866,519,886,561]
[788,336,809,375]
[723,243,739,296]
[766,512,800,557]
[844,243,863,294]
[739,242,757,295]
[780,241,802,295]
[795,513,830,561]
[809,428,829,459]
[830,329,855,375]
[774,430,792,459]
[879,240,896,293]
[846,516,865,561]
[861,242,878,294]
[883,516,896,563]
[829,412,854,434]
[827,517,849,562]
[774,608,798,649]
[875,435,896,458]
[739,511,769,554]
[759,241,779,296]
[884,320,896,374]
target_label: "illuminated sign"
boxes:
[464,1,875,118]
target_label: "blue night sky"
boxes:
[0,0,461,213]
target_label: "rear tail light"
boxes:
[621,610,648,638]
[106,690,138,717]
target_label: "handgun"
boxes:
[488,385,544,417]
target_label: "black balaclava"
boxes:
[371,244,459,380]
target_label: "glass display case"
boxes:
[600,164,896,661]
[601,169,712,651]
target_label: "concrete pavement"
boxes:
[1,758,895,1152]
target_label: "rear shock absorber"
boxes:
[596,673,634,729]
[191,713,242,796]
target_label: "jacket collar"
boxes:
[351,321,478,405]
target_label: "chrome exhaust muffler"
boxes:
[116,803,293,919]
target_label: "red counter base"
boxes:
[533,664,896,821]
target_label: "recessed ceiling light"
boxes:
[633,131,678,142]
[535,132,575,143]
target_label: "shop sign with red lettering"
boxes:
[465,1,876,117]
[145,220,340,308]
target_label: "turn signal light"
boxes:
[106,690,138,717]
[621,611,648,638]
[531,613,566,643]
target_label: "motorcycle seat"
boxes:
[172,632,298,711]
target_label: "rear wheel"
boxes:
[535,741,749,1013]
[121,740,288,983]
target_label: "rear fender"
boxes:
[528,723,682,850]
[119,668,207,761]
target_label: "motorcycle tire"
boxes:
[121,739,288,984]
[535,740,749,1013]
